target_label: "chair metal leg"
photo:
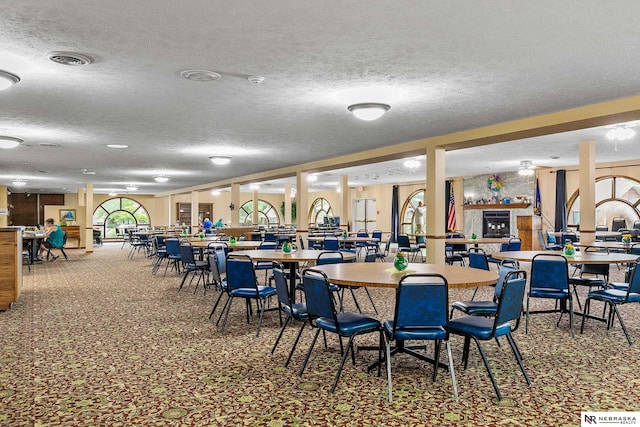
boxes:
[220,297,235,334]
[298,328,321,377]
[472,337,502,401]
[612,304,633,345]
[363,288,378,315]
[525,296,531,334]
[432,340,441,382]
[385,334,393,402]
[445,340,459,403]
[330,334,357,393]
[272,315,291,354]
[505,333,531,385]
[285,319,308,368]
[209,291,226,319]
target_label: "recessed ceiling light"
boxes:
[180,69,221,82]
[46,51,93,66]
[82,169,96,175]
[126,185,138,191]
[209,155,232,165]
[108,191,118,196]
[0,70,20,91]
[247,75,264,84]
[106,144,128,149]
[154,175,169,183]
[11,179,27,187]
[0,136,23,149]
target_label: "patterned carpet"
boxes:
[1,243,639,426]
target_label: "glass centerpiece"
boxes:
[229,236,237,244]
[563,241,575,257]
[282,241,292,253]
[393,251,408,271]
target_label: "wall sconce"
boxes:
[229,202,235,211]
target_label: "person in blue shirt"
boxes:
[202,218,213,234]
[38,218,64,261]
[214,218,225,227]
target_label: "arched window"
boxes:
[239,200,280,226]
[309,197,334,226]
[400,190,425,234]
[567,175,640,230]
[93,197,151,238]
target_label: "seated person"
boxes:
[202,217,213,234]
[214,218,225,227]
[38,218,64,261]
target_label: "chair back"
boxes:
[165,238,180,256]
[449,233,467,252]
[493,270,528,333]
[397,235,411,250]
[625,259,640,295]
[302,268,337,321]
[297,235,305,250]
[324,236,340,251]
[272,262,291,307]
[317,251,343,265]
[391,274,448,339]
[595,225,609,232]
[495,262,518,299]
[537,231,546,249]
[611,217,627,232]
[179,242,196,265]
[530,254,569,292]
[468,248,489,271]
[580,246,610,278]
[547,231,558,244]
[226,254,257,291]
[259,241,277,250]
[561,232,578,245]
[383,237,391,254]
[371,230,383,241]
[415,235,426,247]
[507,238,521,251]
[364,253,376,263]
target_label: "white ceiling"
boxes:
[2,1,640,195]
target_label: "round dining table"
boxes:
[312,262,498,289]
[491,250,638,264]
[189,239,263,250]
[230,249,357,298]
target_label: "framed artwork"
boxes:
[59,209,76,222]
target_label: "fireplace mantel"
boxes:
[463,203,530,210]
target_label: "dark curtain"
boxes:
[554,170,567,232]
[391,185,399,243]
[445,180,452,234]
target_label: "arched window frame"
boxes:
[92,197,151,238]
[309,197,334,225]
[566,175,640,228]
[400,189,425,234]
[239,199,280,226]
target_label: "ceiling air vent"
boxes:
[180,69,221,82]
[46,51,93,66]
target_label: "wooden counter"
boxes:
[0,227,22,310]
[62,225,81,248]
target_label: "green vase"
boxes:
[282,242,292,253]
[394,255,408,271]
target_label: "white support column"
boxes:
[284,183,292,226]
[77,188,85,207]
[340,175,349,229]
[231,184,240,227]
[167,194,173,227]
[191,190,199,233]
[425,145,446,264]
[85,183,94,254]
[296,171,309,231]
[579,140,596,243]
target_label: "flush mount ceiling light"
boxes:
[108,191,118,196]
[0,70,20,91]
[11,179,27,187]
[106,144,128,149]
[46,51,93,66]
[125,185,138,191]
[0,136,23,149]
[209,155,232,165]
[403,158,420,170]
[347,103,390,121]
[518,160,535,176]
[606,124,637,151]
[153,175,169,183]
[180,69,221,82]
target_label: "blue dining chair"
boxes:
[271,262,309,367]
[525,253,574,337]
[580,258,640,345]
[298,268,383,393]
[219,254,277,337]
[450,262,517,318]
[383,273,458,403]
[448,270,530,401]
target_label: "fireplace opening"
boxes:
[483,211,510,238]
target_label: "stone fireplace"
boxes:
[483,211,511,238]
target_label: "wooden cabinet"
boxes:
[0,227,22,310]
[62,225,81,248]
[517,215,542,250]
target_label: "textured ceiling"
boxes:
[2,1,640,194]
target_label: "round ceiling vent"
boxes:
[180,69,221,82]
[46,51,93,66]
